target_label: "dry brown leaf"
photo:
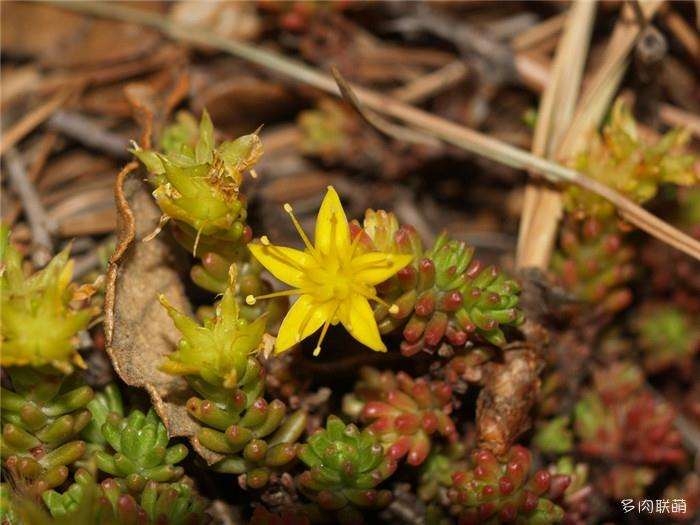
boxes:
[104,163,222,465]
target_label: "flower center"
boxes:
[246,199,399,357]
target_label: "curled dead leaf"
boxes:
[104,162,223,464]
[476,344,543,457]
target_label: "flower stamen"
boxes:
[246,288,306,305]
[284,203,320,260]
[313,320,331,356]
[368,293,399,315]
[313,303,339,356]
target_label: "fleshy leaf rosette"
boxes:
[0,226,96,373]
[134,111,283,324]
[160,283,306,487]
[446,446,569,525]
[417,442,468,502]
[563,98,698,219]
[350,210,523,354]
[297,416,396,523]
[574,362,686,465]
[551,216,635,314]
[40,468,210,524]
[1,368,93,496]
[95,409,188,492]
[132,109,261,244]
[632,303,700,375]
[343,367,456,466]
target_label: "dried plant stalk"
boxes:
[516,0,595,269]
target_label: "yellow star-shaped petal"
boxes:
[247,186,412,355]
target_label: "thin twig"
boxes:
[4,148,55,266]
[331,67,440,148]
[390,60,468,104]
[48,111,130,159]
[3,132,57,225]
[659,103,700,137]
[662,8,700,64]
[0,87,74,156]
[52,1,700,263]
[511,12,567,51]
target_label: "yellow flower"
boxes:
[247,186,412,355]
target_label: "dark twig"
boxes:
[4,147,55,266]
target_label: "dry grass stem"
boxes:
[517,1,596,269]
[0,87,74,156]
[511,12,567,52]
[4,147,55,266]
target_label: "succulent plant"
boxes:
[0,483,19,525]
[297,99,425,180]
[0,226,96,373]
[532,416,573,456]
[551,216,635,314]
[343,367,456,466]
[1,367,93,496]
[173,226,287,325]
[132,109,260,244]
[441,347,496,392]
[38,469,209,524]
[298,99,354,163]
[598,464,656,500]
[81,384,124,448]
[296,416,396,523]
[160,283,306,487]
[133,112,284,323]
[350,210,523,354]
[574,363,686,465]
[563,98,698,219]
[632,302,700,374]
[417,442,468,502]
[73,384,124,476]
[446,446,569,525]
[95,409,188,492]
[548,457,590,525]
